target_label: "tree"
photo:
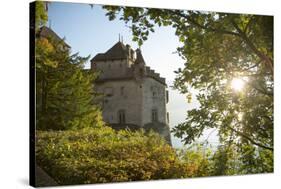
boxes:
[102,6,273,172]
[35,1,48,31]
[36,35,104,130]
[35,2,103,130]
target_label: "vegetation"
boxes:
[35,2,103,130]
[35,36,103,130]
[33,2,273,186]
[35,1,48,31]
[103,6,274,172]
[36,127,187,184]
[36,127,272,185]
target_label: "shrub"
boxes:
[36,127,188,185]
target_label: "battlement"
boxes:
[145,66,166,85]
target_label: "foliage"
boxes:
[35,36,103,130]
[36,127,190,185]
[35,1,48,31]
[35,3,103,130]
[177,144,213,177]
[102,6,273,171]
[36,127,273,185]
[179,142,272,177]
[238,144,273,174]
[33,5,273,185]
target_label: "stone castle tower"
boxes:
[91,41,171,142]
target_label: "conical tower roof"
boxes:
[38,26,70,48]
[91,41,129,62]
[105,41,127,58]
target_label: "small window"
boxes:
[120,86,124,96]
[166,90,169,103]
[167,112,169,123]
[118,110,126,124]
[104,87,113,97]
[151,86,158,97]
[103,99,108,104]
[139,68,144,76]
[152,109,158,122]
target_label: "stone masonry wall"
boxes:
[93,59,131,80]
[141,77,167,126]
[96,80,143,126]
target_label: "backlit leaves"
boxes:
[102,7,273,172]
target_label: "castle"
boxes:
[38,26,171,142]
[91,41,171,142]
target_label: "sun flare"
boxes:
[231,78,245,92]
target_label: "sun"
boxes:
[231,78,245,92]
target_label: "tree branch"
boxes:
[250,84,273,96]
[226,125,273,151]
[231,19,274,74]
[173,11,241,37]
[172,11,273,75]
[243,16,254,33]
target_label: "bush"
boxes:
[36,126,271,186]
[36,127,189,185]
[178,144,213,177]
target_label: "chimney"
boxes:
[126,44,131,59]
[135,48,145,64]
[130,49,135,60]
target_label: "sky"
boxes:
[47,1,219,148]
